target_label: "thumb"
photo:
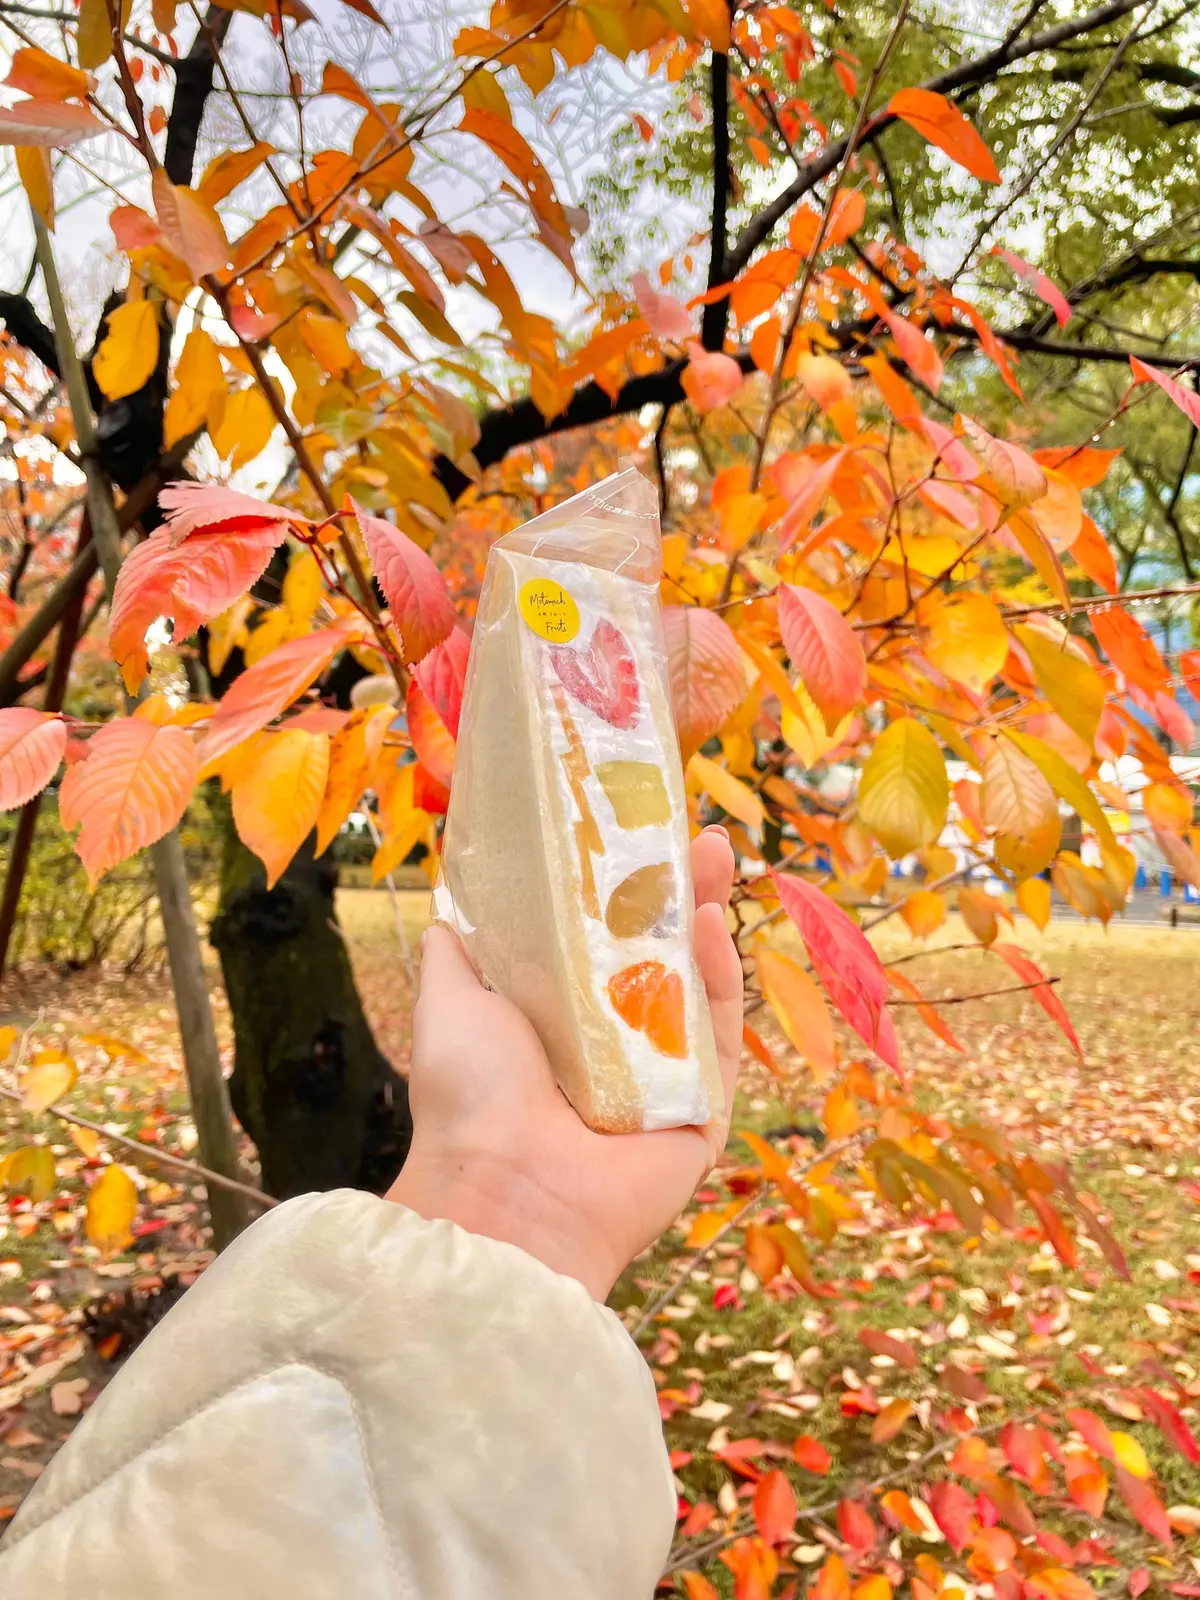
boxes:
[417,924,484,1007]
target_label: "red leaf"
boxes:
[989,942,1081,1056]
[1129,356,1200,429]
[1066,1409,1114,1461]
[771,870,898,1069]
[0,709,66,810]
[837,1498,876,1552]
[197,625,355,767]
[662,605,747,759]
[356,506,455,664]
[777,584,866,732]
[754,1469,797,1545]
[631,271,692,342]
[929,1480,977,1553]
[108,521,286,694]
[1129,1569,1150,1597]
[885,967,965,1052]
[774,450,847,549]
[992,248,1072,327]
[59,718,197,886]
[859,1327,918,1368]
[158,481,304,545]
[413,627,470,741]
[887,89,1001,183]
[884,309,944,392]
[110,205,163,252]
[1134,1388,1200,1465]
[1000,1423,1053,1493]
[793,1434,832,1474]
[408,681,456,790]
[0,100,106,147]
[1116,1466,1172,1546]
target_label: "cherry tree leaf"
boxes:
[662,605,747,759]
[688,752,765,831]
[4,46,92,100]
[1091,605,1171,695]
[753,1470,797,1546]
[960,416,1047,507]
[990,942,1082,1056]
[681,343,744,412]
[887,89,1001,183]
[152,171,229,279]
[631,271,692,341]
[158,481,305,544]
[59,718,197,886]
[406,629,470,794]
[1129,356,1200,428]
[858,717,949,859]
[231,728,330,888]
[1014,626,1104,753]
[197,624,357,768]
[0,708,66,810]
[93,300,160,402]
[1071,513,1119,595]
[924,592,1007,691]
[770,870,898,1069]
[928,1480,977,1552]
[86,1163,138,1255]
[980,736,1060,880]
[757,948,836,1077]
[0,100,106,146]
[778,584,866,734]
[992,247,1071,327]
[356,504,455,663]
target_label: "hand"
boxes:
[386,827,744,1299]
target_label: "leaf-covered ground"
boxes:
[1,900,1198,1594]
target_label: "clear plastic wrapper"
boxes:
[432,468,722,1133]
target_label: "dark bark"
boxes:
[210,801,411,1200]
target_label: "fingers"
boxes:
[693,899,744,1124]
[691,825,735,912]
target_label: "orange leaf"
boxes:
[0,100,106,146]
[884,310,943,392]
[231,729,330,888]
[837,1498,876,1552]
[197,625,356,768]
[887,88,1001,183]
[4,46,92,101]
[754,1469,797,1545]
[0,708,66,810]
[681,344,745,412]
[152,171,229,279]
[757,948,836,1077]
[872,1397,914,1443]
[990,942,1081,1056]
[1070,514,1118,595]
[59,719,197,886]
[793,1434,832,1474]
[1091,605,1171,695]
[812,1555,851,1600]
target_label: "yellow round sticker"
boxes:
[518,577,580,644]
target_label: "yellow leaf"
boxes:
[283,547,323,630]
[231,729,330,889]
[858,718,949,859]
[85,1163,137,1256]
[958,884,999,945]
[1005,729,1116,854]
[16,145,54,230]
[924,592,1008,692]
[300,311,354,376]
[1017,875,1051,930]
[210,387,276,468]
[1143,783,1191,834]
[317,704,391,857]
[781,677,852,766]
[687,752,765,831]
[6,1145,56,1201]
[1015,626,1103,752]
[854,1577,893,1600]
[70,1125,101,1159]
[78,0,129,69]
[757,949,836,1079]
[0,1025,17,1063]
[206,595,254,677]
[1110,1431,1150,1479]
[77,1030,149,1063]
[823,1082,860,1139]
[165,327,224,447]
[901,887,946,938]
[685,1210,728,1248]
[93,300,160,402]
[370,762,430,880]
[20,1051,78,1114]
[241,605,290,667]
[980,735,1061,880]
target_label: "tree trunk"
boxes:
[209,800,411,1199]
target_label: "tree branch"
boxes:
[700,30,732,353]
[163,3,232,186]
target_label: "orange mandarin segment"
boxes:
[607,959,688,1058]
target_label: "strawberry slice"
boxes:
[549,619,640,729]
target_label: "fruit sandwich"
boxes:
[432,468,722,1134]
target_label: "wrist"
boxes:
[385,1141,619,1301]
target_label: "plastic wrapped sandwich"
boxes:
[432,468,722,1133]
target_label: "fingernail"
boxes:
[706,824,730,840]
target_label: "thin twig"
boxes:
[0,1083,277,1210]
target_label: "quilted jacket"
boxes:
[0,1190,676,1597]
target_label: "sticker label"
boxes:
[519,576,580,643]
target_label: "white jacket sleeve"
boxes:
[0,1191,676,1599]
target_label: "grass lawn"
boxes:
[2,897,1198,1594]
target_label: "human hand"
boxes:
[386,826,744,1300]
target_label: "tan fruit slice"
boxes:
[604,862,677,938]
[595,760,671,829]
